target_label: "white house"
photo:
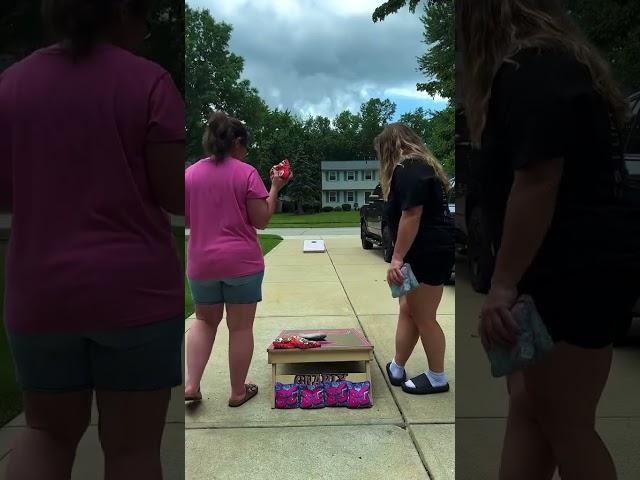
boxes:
[321,160,379,209]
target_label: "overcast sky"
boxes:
[187,0,446,120]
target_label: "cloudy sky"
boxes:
[187,0,446,120]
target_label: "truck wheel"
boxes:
[382,225,393,263]
[467,206,493,294]
[361,221,373,250]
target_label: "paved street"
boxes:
[185,236,455,480]
[455,257,640,480]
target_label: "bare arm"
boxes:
[146,142,185,215]
[247,185,281,230]
[492,157,564,289]
[392,206,422,262]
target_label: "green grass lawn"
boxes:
[268,211,360,228]
[183,234,282,319]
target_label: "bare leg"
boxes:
[5,391,92,480]
[97,389,171,480]
[499,372,556,480]
[406,283,446,373]
[185,304,224,396]
[226,303,257,402]
[524,343,615,480]
[394,295,420,366]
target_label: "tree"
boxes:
[142,0,185,95]
[333,111,362,160]
[373,1,454,99]
[185,7,268,161]
[399,107,433,142]
[417,1,454,99]
[1,1,184,88]
[425,106,455,177]
[372,0,424,23]
[286,146,321,214]
[359,98,396,157]
[566,0,640,92]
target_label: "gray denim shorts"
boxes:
[188,271,264,305]
[7,315,184,393]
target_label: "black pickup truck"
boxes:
[360,184,394,262]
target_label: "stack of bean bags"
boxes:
[275,381,371,409]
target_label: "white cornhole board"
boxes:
[303,239,326,253]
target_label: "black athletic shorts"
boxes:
[521,271,639,348]
[406,250,455,287]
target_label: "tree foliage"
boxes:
[1,0,184,91]
[372,0,425,23]
[566,0,640,92]
[417,1,454,99]
[185,6,268,161]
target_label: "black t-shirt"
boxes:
[472,47,640,286]
[385,158,454,259]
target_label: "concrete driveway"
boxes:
[455,256,640,480]
[185,236,455,480]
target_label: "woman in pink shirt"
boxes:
[185,112,290,406]
[0,1,183,478]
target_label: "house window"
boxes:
[329,191,338,202]
[328,171,337,181]
[346,191,355,203]
[346,171,356,181]
[364,191,372,204]
[364,170,373,180]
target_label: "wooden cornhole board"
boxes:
[267,328,374,409]
[303,239,326,253]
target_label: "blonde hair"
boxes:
[458,0,628,147]
[374,123,449,200]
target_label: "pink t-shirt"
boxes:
[0,43,184,333]
[186,157,269,280]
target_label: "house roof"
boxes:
[321,160,379,170]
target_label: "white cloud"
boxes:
[188,0,437,118]
[384,86,448,103]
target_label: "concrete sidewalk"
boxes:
[455,258,640,480]
[185,237,455,480]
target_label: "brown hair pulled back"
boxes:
[203,111,248,161]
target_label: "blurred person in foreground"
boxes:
[459,0,640,478]
[0,1,184,478]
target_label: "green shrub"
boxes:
[341,204,352,212]
[281,201,296,213]
[321,206,334,212]
[334,206,343,212]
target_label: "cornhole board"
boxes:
[303,239,325,253]
[267,328,374,408]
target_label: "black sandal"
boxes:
[401,373,449,395]
[386,362,406,387]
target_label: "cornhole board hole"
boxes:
[303,239,325,253]
[267,328,374,408]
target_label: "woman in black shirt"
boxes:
[459,0,640,478]
[375,123,455,395]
